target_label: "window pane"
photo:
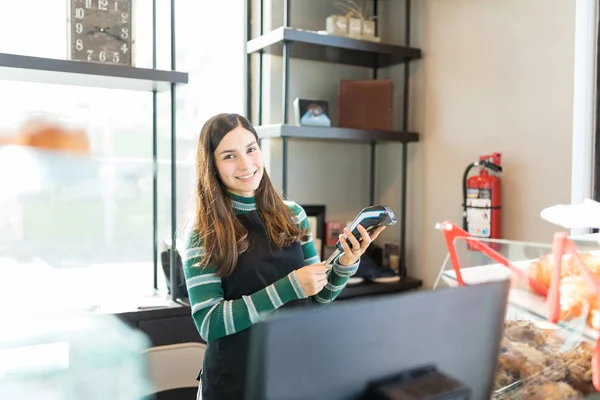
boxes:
[0,0,244,310]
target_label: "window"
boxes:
[0,1,244,309]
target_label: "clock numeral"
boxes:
[76,39,84,51]
[75,7,85,19]
[99,0,108,11]
[87,49,94,61]
[85,0,92,8]
[120,43,128,53]
[121,12,128,23]
[120,27,129,39]
[99,51,107,62]
[113,1,119,11]
[113,52,120,63]
[75,22,83,34]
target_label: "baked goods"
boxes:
[503,323,547,348]
[561,342,596,395]
[559,276,596,321]
[494,321,596,398]
[527,252,600,330]
[528,254,577,290]
[490,251,600,397]
[518,382,581,400]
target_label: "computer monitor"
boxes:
[245,280,509,400]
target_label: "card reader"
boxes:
[325,205,397,265]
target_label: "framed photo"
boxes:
[300,205,326,261]
[293,98,331,127]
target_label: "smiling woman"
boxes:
[213,127,264,197]
[181,113,383,399]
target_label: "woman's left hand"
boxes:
[337,225,386,266]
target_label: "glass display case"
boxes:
[433,221,600,399]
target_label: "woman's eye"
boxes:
[224,154,234,160]
[248,147,257,153]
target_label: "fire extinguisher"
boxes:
[462,153,502,240]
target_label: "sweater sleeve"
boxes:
[285,201,360,305]
[181,232,308,342]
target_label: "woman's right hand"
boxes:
[295,262,329,296]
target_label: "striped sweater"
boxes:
[181,192,360,342]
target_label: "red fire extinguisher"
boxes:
[462,153,502,240]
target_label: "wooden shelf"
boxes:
[337,276,423,300]
[246,27,421,68]
[255,124,419,143]
[0,53,188,92]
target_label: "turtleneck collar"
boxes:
[227,191,257,213]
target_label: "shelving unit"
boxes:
[245,0,421,288]
[0,1,188,301]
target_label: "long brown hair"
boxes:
[193,113,306,277]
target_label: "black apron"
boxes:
[199,210,312,400]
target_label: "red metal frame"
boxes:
[440,221,547,295]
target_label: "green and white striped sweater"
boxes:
[181,192,360,342]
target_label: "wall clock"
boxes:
[67,0,134,66]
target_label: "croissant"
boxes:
[558,276,594,320]
[526,252,600,330]
[528,254,578,290]
[565,252,600,277]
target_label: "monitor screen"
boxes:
[245,280,509,400]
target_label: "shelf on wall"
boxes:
[255,124,420,143]
[246,27,421,68]
[0,53,188,92]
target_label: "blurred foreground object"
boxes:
[0,115,89,154]
[0,266,153,399]
[540,199,600,230]
[15,116,90,154]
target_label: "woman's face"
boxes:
[213,126,264,197]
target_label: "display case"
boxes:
[433,221,600,399]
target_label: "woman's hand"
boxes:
[295,262,329,296]
[338,225,385,266]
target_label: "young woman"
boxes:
[181,113,385,399]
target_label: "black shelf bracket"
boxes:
[281,0,291,198]
[369,0,379,208]
[152,0,159,290]
[169,0,179,302]
[399,0,412,278]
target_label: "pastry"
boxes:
[558,276,595,320]
[504,323,547,348]
[494,321,599,397]
[565,252,600,277]
[528,254,578,290]
[520,381,581,399]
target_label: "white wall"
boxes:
[408,0,576,286]
[254,0,579,287]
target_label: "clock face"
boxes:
[68,0,134,66]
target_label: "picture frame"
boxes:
[300,205,326,261]
[293,98,331,127]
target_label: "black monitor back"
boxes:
[245,280,509,400]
